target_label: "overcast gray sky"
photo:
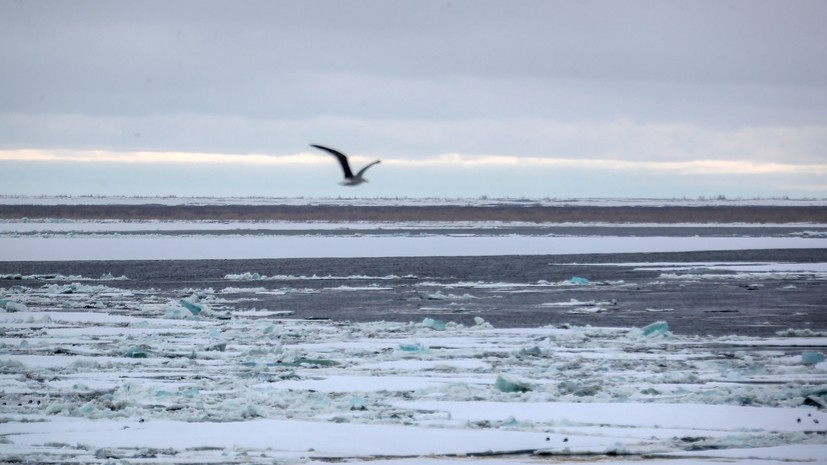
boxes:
[1,0,826,198]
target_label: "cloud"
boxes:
[0,149,327,165]
[2,114,825,166]
[2,1,826,122]
[3,146,825,178]
[372,154,827,176]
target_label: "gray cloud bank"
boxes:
[1,0,826,164]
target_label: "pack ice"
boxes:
[1,280,826,464]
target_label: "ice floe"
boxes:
[3,235,827,261]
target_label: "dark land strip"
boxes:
[2,204,827,223]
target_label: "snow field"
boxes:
[3,235,827,261]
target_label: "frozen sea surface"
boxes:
[1,217,826,463]
[1,301,826,464]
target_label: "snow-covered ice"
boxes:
[1,278,826,464]
[3,235,827,261]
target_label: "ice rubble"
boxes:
[419,290,475,301]
[0,273,127,281]
[1,281,826,464]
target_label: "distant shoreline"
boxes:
[2,204,827,223]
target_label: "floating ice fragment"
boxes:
[567,306,606,314]
[518,346,542,358]
[349,396,366,410]
[399,341,425,352]
[420,291,444,300]
[206,342,227,352]
[802,351,826,366]
[179,299,203,315]
[19,339,29,349]
[419,290,474,300]
[570,276,590,285]
[804,393,827,409]
[292,358,339,367]
[122,345,151,358]
[164,305,189,319]
[268,358,340,368]
[558,380,601,397]
[422,317,446,331]
[642,321,670,337]
[776,328,827,337]
[224,272,262,280]
[3,300,27,312]
[494,374,532,393]
[473,316,493,328]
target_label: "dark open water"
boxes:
[2,248,825,337]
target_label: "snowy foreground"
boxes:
[2,278,827,464]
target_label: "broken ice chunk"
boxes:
[122,345,152,358]
[179,299,203,315]
[802,351,826,366]
[642,321,670,337]
[473,316,493,328]
[289,358,339,367]
[422,317,446,331]
[206,342,227,352]
[3,300,28,312]
[225,272,262,280]
[399,341,425,352]
[570,276,589,285]
[518,346,542,358]
[804,392,827,409]
[494,374,532,393]
[558,380,601,397]
[420,291,443,300]
[349,396,366,410]
[419,290,474,300]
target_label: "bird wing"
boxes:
[355,160,381,178]
[311,144,354,178]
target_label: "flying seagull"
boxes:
[311,144,381,186]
